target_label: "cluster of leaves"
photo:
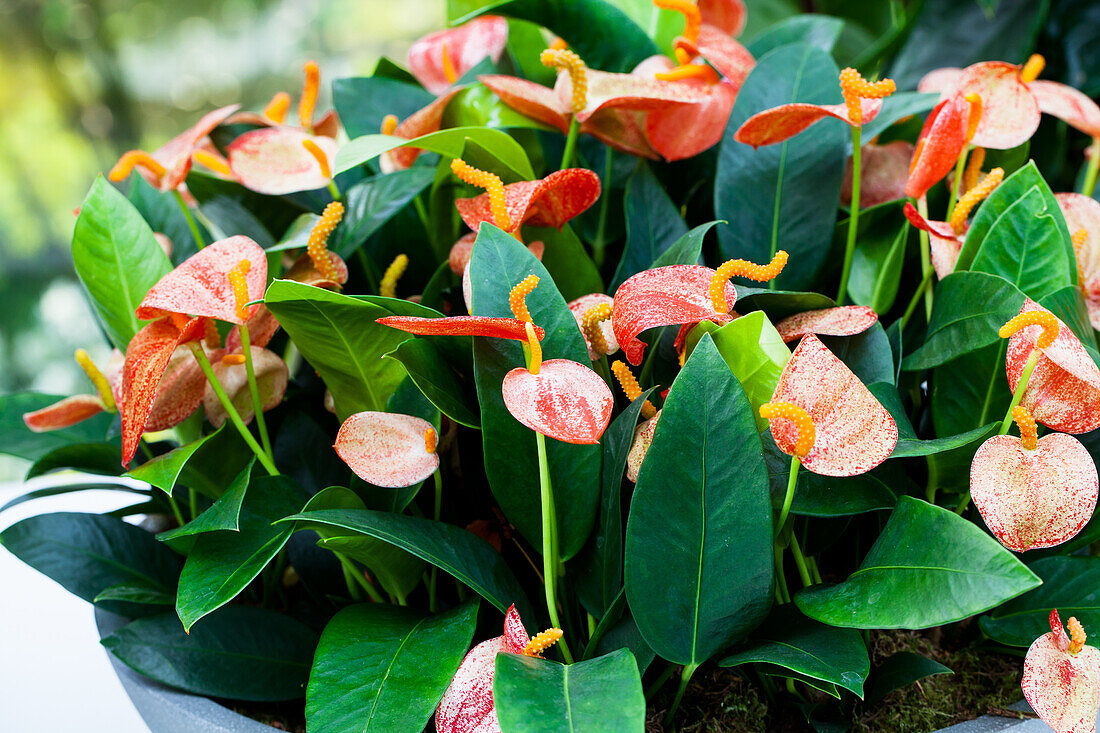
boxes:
[3,0,1100,731]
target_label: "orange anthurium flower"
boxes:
[108,105,240,192]
[1004,300,1100,434]
[202,347,289,429]
[376,315,544,342]
[502,358,614,444]
[406,16,508,95]
[379,89,466,172]
[774,306,878,344]
[454,168,601,237]
[904,93,975,200]
[437,605,562,733]
[23,349,119,433]
[919,56,1100,145]
[334,412,440,488]
[970,405,1096,553]
[1022,610,1100,733]
[1056,193,1100,329]
[763,334,897,476]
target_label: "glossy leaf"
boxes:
[930,342,1010,438]
[469,224,600,559]
[101,607,317,701]
[156,461,253,549]
[980,556,1100,648]
[264,280,410,420]
[72,176,174,350]
[625,336,773,665]
[175,476,306,631]
[709,311,791,432]
[494,649,646,733]
[611,162,689,291]
[720,606,870,698]
[650,222,719,269]
[0,512,181,617]
[25,443,122,480]
[715,44,847,290]
[331,169,435,258]
[332,76,435,140]
[865,652,953,705]
[336,127,534,180]
[746,15,843,57]
[870,382,996,459]
[386,338,480,428]
[795,497,1041,629]
[763,438,897,517]
[526,224,604,302]
[125,425,229,496]
[0,392,115,462]
[281,508,534,620]
[305,601,479,733]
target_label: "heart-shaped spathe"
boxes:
[502,359,613,444]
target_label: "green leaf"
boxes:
[649,222,719,269]
[72,176,174,350]
[610,162,689,290]
[763,440,898,517]
[526,224,604,302]
[200,196,276,248]
[720,606,870,698]
[175,476,306,631]
[572,388,655,619]
[386,338,481,428]
[869,382,996,459]
[902,272,1026,371]
[468,225,600,559]
[846,216,908,313]
[94,581,174,606]
[25,443,122,480]
[281,508,534,620]
[264,280,410,420]
[820,323,895,387]
[980,556,1100,648]
[709,311,791,432]
[332,169,436,258]
[494,649,646,733]
[336,127,534,180]
[456,0,658,72]
[444,84,555,131]
[0,392,115,462]
[101,607,317,701]
[930,341,1009,437]
[715,44,847,290]
[0,512,181,616]
[127,174,208,261]
[305,601,479,733]
[126,425,230,496]
[746,15,844,57]
[333,77,435,140]
[1041,286,1100,359]
[734,287,836,321]
[625,336,773,665]
[156,461,254,549]
[177,422,253,499]
[865,652,953,705]
[859,92,939,143]
[1,483,148,514]
[795,497,1041,629]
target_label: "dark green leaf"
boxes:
[526,224,604,302]
[1041,286,1100,359]
[94,582,174,606]
[734,287,836,320]
[0,393,115,462]
[764,438,897,517]
[746,15,844,57]
[865,652,953,706]
[980,556,1100,648]
[126,426,231,496]
[870,382,996,459]
[333,77,435,140]
[494,649,646,733]
[625,336,773,665]
[860,92,939,143]
[387,338,481,428]
[821,323,895,386]
[795,497,1041,629]
[127,174,208,261]
[649,222,720,269]
[611,162,689,290]
[102,607,317,701]
[306,601,479,733]
[156,461,254,548]
[26,442,122,480]
[332,169,435,258]
[715,44,846,290]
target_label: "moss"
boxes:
[647,666,771,732]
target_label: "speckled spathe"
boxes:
[775,305,878,343]
[502,359,613,445]
[334,412,439,489]
[1022,610,1100,733]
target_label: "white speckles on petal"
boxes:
[334,412,440,488]
[502,360,613,444]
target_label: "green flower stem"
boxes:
[664,663,698,727]
[807,556,823,584]
[560,116,581,170]
[947,145,970,219]
[836,125,862,305]
[1083,137,1100,198]
[174,190,206,250]
[789,534,812,587]
[776,456,801,535]
[998,348,1041,436]
[335,551,384,603]
[188,488,198,521]
[592,145,614,267]
[166,493,187,528]
[536,430,574,663]
[916,197,935,320]
[593,354,613,391]
[900,267,934,330]
[645,662,677,701]
[188,342,279,476]
[774,546,791,604]
[238,324,273,461]
[428,469,443,613]
[327,180,342,202]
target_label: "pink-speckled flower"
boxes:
[903,201,965,278]
[1022,610,1100,733]
[841,141,914,208]
[905,93,975,200]
[1057,193,1100,330]
[454,168,602,237]
[333,412,440,488]
[502,358,614,444]
[920,55,1100,146]
[436,605,561,733]
[762,334,898,477]
[971,405,1097,552]
[407,16,508,95]
[774,306,878,344]
[625,410,661,483]
[568,293,618,360]
[202,346,289,429]
[380,89,466,172]
[1005,300,1100,434]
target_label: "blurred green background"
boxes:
[0,0,441,477]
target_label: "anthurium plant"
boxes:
[8,1,1100,731]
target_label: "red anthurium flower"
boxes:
[774,306,878,344]
[454,168,602,237]
[23,348,119,432]
[227,126,339,195]
[137,236,268,326]
[502,358,614,444]
[1022,610,1100,733]
[1057,193,1100,329]
[407,16,508,95]
[1004,300,1100,434]
[436,605,562,733]
[841,141,914,208]
[763,334,898,476]
[333,412,440,488]
[612,252,788,365]
[202,347,289,428]
[971,405,1097,552]
[920,55,1100,145]
[107,104,240,191]
[568,293,618,360]
[380,88,466,172]
[905,93,975,200]
[376,315,544,342]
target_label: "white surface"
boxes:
[0,477,151,733]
